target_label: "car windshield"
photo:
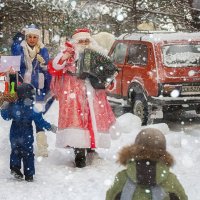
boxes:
[162,44,200,67]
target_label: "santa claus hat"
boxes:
[72,28,91,41]
[25,24,41,37]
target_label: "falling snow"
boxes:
[0,101,199,199]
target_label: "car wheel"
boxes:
[132,94,149,125]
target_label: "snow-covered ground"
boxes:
[0,101,199,200]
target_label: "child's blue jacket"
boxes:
[1,100,51,141]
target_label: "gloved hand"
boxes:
[36,54,45,64]
[1,101,9,110]
[49,124,58,133]
[61,52,72,61]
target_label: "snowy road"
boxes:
[0,101,199,200]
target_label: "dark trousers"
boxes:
[10,142,35,176]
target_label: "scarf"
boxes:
[20,40,44,83]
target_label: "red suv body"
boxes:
[107,32,200,125]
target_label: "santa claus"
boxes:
[50,28,120,168]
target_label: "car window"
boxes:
[110,42,128,64]
[162,44,200,67]
[127,44,148,66]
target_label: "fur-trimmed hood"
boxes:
[118,128,174,166]
[118,143,174,166]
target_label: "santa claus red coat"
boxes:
[50,38,118,149]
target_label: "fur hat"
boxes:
[118,128,174,166]
[135,128,166,150]
[25,24,41,37]
[72,28,91,41]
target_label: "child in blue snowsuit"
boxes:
[0,83,57,182]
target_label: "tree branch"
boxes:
[103,0,183,17]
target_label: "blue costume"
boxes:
[11,26,53,158]
[11,38,51,102]
[1,83,55,181]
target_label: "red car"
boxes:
[107,32,200,125]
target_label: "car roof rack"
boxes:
[120,30,176,38]
[118,31,200,42]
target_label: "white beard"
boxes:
[74,38,108,56]
[75,44,89,53]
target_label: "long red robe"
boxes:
[50,52,116,148]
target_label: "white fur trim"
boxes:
[21,40,45,84]
[52,52,66,70]
[25,28,41,37]
[85,79,99,147]
[20,41,33,83]
[38,73,44,89]
[24,72,32,83]
[56,129,111,148]
[56,128,91,148]
[72,32,91,41]
[84,79,112,148]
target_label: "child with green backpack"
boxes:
[106,128,188,200]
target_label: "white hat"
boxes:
[25,24,41,37]
[72,28,91,41]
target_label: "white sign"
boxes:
[0,56,21,72]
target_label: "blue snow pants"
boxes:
[10,121,35,177]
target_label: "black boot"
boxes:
[10,166,23,179]
[25,175,34,182]
[74,148,86,168]
[87,148,96,153]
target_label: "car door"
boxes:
[108,41,128,97]
[123,42,157,97]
